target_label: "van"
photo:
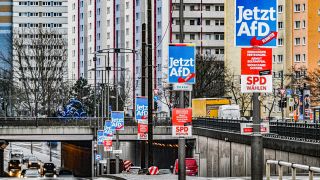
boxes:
[173,158,198,176]
[218,104,241,119]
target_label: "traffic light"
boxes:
[278,100,282,108]
[154,101,158,111]
[282,98,287,108]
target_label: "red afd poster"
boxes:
[241,48,273,93]
[172,108,192,126]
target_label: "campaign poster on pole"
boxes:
[111,111,124,130]
[241,48,273,93]
[97,130,104,145]
[172,108,192,137]
[135,97,148,140]
[104,121,115,137]
[168,44,196,84]
[235,0,278,47]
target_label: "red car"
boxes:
[173,158,198,176]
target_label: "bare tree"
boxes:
[306,68,320,105]
[11,27,67,116]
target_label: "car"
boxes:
[42,162,56,175]
[57,169,74,178]
[23,155,35,164]
[173,158,198,176]
[8,159,21,172]
[28,157,41,169]
[23,169,41,178]
[9,149,23,163]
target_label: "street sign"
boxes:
[99,160,107,164]
[173,84,193,91]
[111,111,124,131]
[112,150,123,154]
[241,48,273,93]
[280,89,286,96]
[235,0,278,47]
[168,43,196,84]
[240,122,270,135]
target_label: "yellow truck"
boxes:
[192,98,231,118]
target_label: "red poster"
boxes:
[172,108,192,126]
[241,48,272,75]
[138,123,148,133]
[103,140,112,147]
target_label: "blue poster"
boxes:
[104,121,115,137]
[111,111,124,131]
[168,44,196,84]
[97,130,104,145]
[135,97,148,121]
[235,0,278,47]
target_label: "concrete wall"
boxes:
[195,135,320,177]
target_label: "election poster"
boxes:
[136,97,148,140]
[168,44,196,84]
[241,48,272,93]
[97,130,104,145]
[104,121,115,137]
[172,108,192,137]
[235,0,278,47]
[111,111,124,131]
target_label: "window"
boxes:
[302,4,306,11]
[107,33,110,39]
[190,20,195,25]
[295,54,301,62]
[278,22,283,29]
[126,28,129,35]
[72,3,75,9]
[273,55,276,63]
[126,15,129,22]
[294,4,300,12]
[205,20,210,26]
[107,20,110,27]
[215,49,224,54]
[205,5,210,11]
[294,21,300,29]
[277,55,283,63]
[215,19,224,26]
[190,34,195,40]
[107,7,110,14]
[215,5,224,11]
[302,54,306,62]
[190,5,195,11]
[214,33,224,40]
[278,38,283,46]
[205,34,211,40]
[302,37,306,45]
[278,5,283,13]
[302,20,306,28]
[19,2,28,5]
[294,38,301,45]
[136,13,140,20]
[126,2,129,9]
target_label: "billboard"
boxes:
[241,48,272,93]
[235,0,278,47]
[135,97,148,122]
[168,44,196,84]
[111,111,124,130]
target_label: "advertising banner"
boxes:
[135,97,148,122]
[104,121,115,137]
[172,108,192,137]
[168,44,196,84]
[111,111,124,131]
[240,122,270,135]
[97,130,104,145]
[235,0,278,47]
[241,48,273,93]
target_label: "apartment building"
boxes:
[68,0,170,115]
[0,0,12,77]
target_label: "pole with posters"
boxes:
[235,0,277,179]
[111,111,124,174]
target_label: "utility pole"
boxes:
[281,69,284,121]
[147,0,153,167]
[178,0,186,179]
[115,51,120,174]
[141,23,146,169]
[251,92,263,179]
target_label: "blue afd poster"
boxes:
[135,97,148,122]
[97,130,104,145]
[104,121,115,137]
[168,44,196,84]
[111,111,124,131]
[235,0,278,47]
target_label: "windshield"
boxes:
[25,170,39,175]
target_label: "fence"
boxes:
[266,160,320,180]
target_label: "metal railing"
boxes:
[266,160,320,180]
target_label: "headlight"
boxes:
[19,164,21,167]
[9,164,12,166]
[29,162,31,165]
[38,162,40,165]
[44,168,46,171]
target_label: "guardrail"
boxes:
[193,118,320,142]
[266,160,320,180]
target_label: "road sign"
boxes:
[286,89,293,96]
[111,111,124,131]
[112,150,123,154]
[173,84,193,91]
[240,122,270,135]
[99,160,107,164]
[241,48,273,93]
[95,154,102,161]
[235,0,278,47]
[168,43,196,84]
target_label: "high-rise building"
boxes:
[68,0,170,115]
